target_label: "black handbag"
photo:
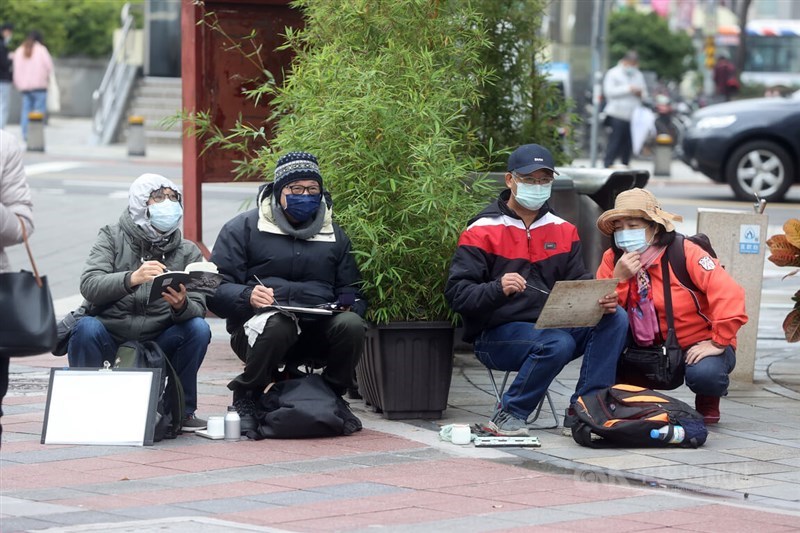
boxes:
[0,216,57,357]
[617,253,685,390]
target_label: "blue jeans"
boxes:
[474,308,628,419]
[20,89,47,140]
[0,82,11,130]
[684,346,736,397]
[67,316,211,415]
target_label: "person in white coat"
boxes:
[0,130,34,439]
[603,50,648,168]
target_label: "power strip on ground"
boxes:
[473,436,541,447]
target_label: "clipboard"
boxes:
[534,279,620,329]
[41,367,161,446]
[258,305,334,315]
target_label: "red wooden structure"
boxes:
[181,0,302,254]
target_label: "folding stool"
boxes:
[486,367,560,428]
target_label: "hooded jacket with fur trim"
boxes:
[208,183,366,333]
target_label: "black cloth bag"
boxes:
[0,216,57,357]
[250,374,362,439]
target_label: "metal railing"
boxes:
[89,2,139,145]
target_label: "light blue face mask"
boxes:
[148,201,183,233]
[514,182,552,211]
[614,227,650,253]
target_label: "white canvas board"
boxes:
[535,279,620,329]
[42,369,159,446]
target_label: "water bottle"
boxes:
[224,406,241,441]
[650,424,685,444]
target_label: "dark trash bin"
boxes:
[551,167,650,272]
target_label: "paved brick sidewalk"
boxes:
[3,336,800,532]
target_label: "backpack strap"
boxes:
[162,354,186,435]
[666,234,697,293]
[660,254,677,339]
[666,234,708,319]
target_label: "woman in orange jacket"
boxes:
[595,189,747,424]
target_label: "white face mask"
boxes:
[614,228,651,253]
[148,200,183,233]
[513,182,552,211]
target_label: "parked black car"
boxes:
[681,91,800,202]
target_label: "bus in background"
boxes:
[716,20,800,88]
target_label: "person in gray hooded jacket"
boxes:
[67,173,211,432]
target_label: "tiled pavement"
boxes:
[3,311,800,532]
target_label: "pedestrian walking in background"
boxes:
[0,23,13,130]
[713,51,739,103]
[602,50,647,168]
[0,130,34,439]
[12,31,53,141]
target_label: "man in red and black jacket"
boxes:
[445,144,628,437]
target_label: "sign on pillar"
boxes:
[697,209,769,384]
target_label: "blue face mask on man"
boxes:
[284,194,321,222]
[614,228,650,253]
[148,200,183,233]
[514,182,552,211]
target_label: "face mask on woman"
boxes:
[614,227,651,253]
[148,201,183,233]
[513,182,552,211]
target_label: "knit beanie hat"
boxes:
[273,151,323,199]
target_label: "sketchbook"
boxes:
[258,305,334,316]
[534,279,620,329]
[147,261,223,304]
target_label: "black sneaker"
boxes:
[181,413,207,432]
[347,387,362,400]
[562,406,578,436]
[232,393,258,433]
[337,398,362,435]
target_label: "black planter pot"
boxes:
[356,321,454,420]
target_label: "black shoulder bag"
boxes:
[0,216,57,357]
[617,253,685,390]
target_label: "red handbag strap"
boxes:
[16,214,43,288]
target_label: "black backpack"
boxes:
[571,384,707,448]
[667,233,718,294]
[249,374,362,439]
[114,340,185,442]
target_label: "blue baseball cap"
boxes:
[507,144,559,175]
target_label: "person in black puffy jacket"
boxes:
[209,151,367,432]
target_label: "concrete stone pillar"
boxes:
[697,209,769,383]
[127,115,146,156]
[27,112,45,152]
[653,134,672,177]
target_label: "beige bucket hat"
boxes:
[596,188,683,236]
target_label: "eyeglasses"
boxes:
[513,172,555,186]
[150,189,181,203]
[284,184,321,195]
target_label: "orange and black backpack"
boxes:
[571,385,707,448]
